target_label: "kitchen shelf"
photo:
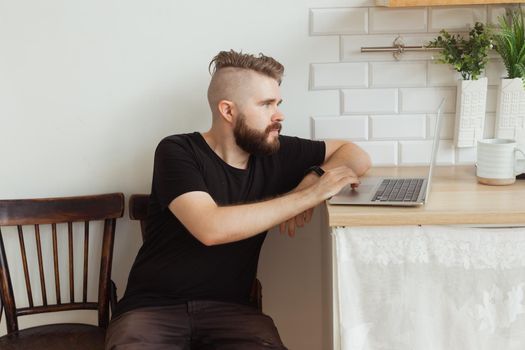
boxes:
[376,0,525,7]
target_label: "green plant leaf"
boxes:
[428,22,491,80]
[492,8,525,79]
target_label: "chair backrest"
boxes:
[128,194,149,240]
[128,193,262,311]
[0,193,124,334]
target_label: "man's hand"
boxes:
[279,205,314,238]
[279,166,360,237]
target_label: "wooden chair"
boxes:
[0,193,124,350]
[128,194,263,311]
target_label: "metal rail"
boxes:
[360,36,441,60]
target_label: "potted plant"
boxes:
[427,22,492,148]
[491,8,525,152]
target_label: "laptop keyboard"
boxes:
[372,178,424,202]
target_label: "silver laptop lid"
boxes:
[423,98,445,203]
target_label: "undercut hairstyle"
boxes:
[209,50,284,84]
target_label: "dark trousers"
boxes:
[105,301,288,350]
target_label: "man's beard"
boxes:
[233,114,282,156]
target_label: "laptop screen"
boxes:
[423,98,445,202]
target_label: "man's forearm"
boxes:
[323,142,371,176]
[172,189,319,246]
[205,188,319,245]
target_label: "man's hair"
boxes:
[209,50,284,84]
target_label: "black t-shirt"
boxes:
[115,132,325,316]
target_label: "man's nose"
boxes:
[272,109,284,122]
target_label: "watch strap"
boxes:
[306,165,325,177]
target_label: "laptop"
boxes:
[328,98,445,207]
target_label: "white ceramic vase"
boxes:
[494,77,525,154]
[453,77,488,148]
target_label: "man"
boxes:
[106,50,371,349]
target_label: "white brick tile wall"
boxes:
[484,113,496,138]
[485,59,506,86]
[310,63,368,89]
[456,147,476,164]
[486,86,497,113]
[354,141,398,166]
[342,89,398,114]
[400,141,431,165]
[306,35,341,63]
[369,8,427,34]
[341,34,436,62]
[311,116,368,140]
[307,4,505,167]
[400,88,456,113]
[371,62,426,87]
[428,114,455,139]
[427,62,460,87]
[400,140,455,165]
[437,140,456,165]
[488,48,501,60]
[310,8,368,35]
[302,90,341,117]
[370,115,426,139]
[429,6,487,31]
[488,6,507,25]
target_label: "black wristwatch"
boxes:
[306,165,325,177]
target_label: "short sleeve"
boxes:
[277,136,326,193]
[152,137,208,209]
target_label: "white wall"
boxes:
[0,1,512,348]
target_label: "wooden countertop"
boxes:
[376,0,525,7]
[326,165,525,227]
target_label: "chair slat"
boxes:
[83,221,89,303]
[0,227,19,333]
[34,225,47,306]
[68,222,74,303]
[97,219,116,328]
[16,302,98,316]
[17,226,33,308]
[52,224,61,304]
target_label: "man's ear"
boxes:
[217,100,235,124]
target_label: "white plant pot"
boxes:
[494,77,525,156]
[454,77,488,148]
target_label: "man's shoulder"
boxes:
[277,134,324,149]
[153,133,204,160]
[159,132,199,145]
[275,135,326,164]
[156,132,201,150]
[278,134,304,146]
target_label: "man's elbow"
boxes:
[191,223,228,246]
[355,153,372,177]
[199,237,218,246]
[192,227,221,246]
[343,142,372,177]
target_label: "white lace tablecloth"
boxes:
[333,225,525,350]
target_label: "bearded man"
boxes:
[106,50,371,350]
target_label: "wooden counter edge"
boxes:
[325,204,525,226]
